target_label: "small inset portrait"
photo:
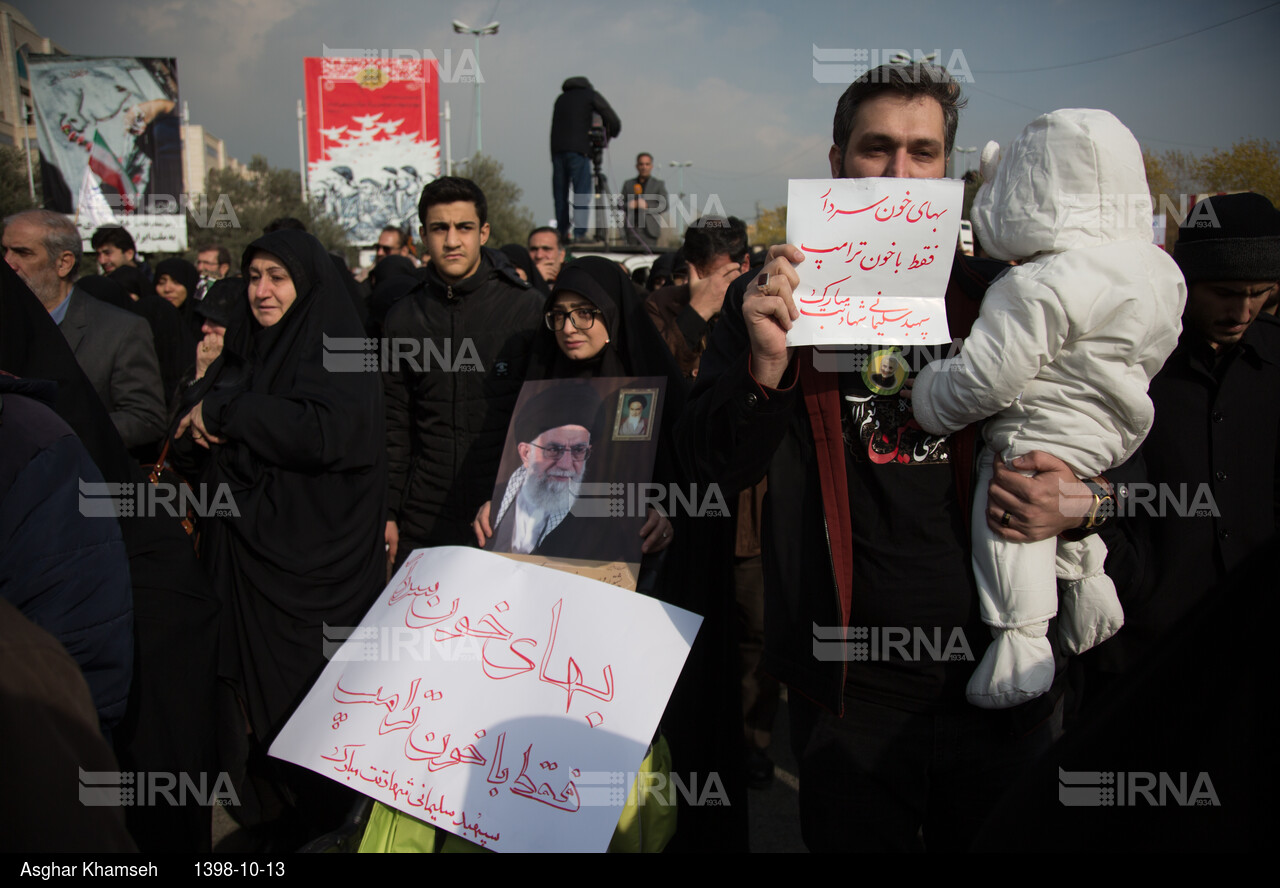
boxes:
[613,389,657,440]
[863,348,908,396]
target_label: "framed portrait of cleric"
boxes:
[612,388,659,442]
[484,376,666,586]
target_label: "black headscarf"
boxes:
[329,250,370,329]
[647,251,676,291]
[154,257,199,303]
[368,255,417,291]
[104,264,157,301]
[499,243,549,295]
[154,257,204,344]
[527,255,687,534]
[366,255,418,339]
[193,277,248,331]
[96,266,193,406]
[75,273,134,312]
[191,228,387,740]
[532,256,685,415]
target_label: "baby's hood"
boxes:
[971,109,1154,260]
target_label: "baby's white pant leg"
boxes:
[966,449,1058,709]
[1056,535,1123,654]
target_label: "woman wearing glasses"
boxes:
[473,256,684,560]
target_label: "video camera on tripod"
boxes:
[584,112,619,243]
[589,112,611,165]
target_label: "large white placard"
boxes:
[785,177,963,346]
[73,213,189,253]
[270,546,701,853]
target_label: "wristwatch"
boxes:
[1082,477,1116,529]
[1061,475,1118,541]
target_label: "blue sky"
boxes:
[17,0,1280,225]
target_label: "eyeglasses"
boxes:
[375,244,396,255]
[527,442,592,461]
[544,308,601,331]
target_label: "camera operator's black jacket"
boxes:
[550,76,621,156]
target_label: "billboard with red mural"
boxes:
[304,57,440,244]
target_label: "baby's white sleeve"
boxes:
[912,272,1069,435]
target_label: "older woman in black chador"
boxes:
[175,229,387,843]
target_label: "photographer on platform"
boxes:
[550,76,620,245]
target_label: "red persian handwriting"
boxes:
[538,599,615,713]
[510,742,581,812]
[388,552,458,629]
[799,243,938,273]
[333,676,422,734]
[817,189,947,224]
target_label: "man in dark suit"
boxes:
[3,210,165,450]
[619,153,669,248]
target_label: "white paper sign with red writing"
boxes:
[785,177,963,346]
[270,545,701,853]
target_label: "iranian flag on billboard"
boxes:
[305,57,440,244]
[28,55,188,251]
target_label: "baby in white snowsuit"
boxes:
[911,109,1185,709]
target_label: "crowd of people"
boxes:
[1,60,1276,854]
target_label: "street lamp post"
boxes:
[297,99,307,202]
[668,161,693,229]
[668,161,693,196]
[22,103,36,202]
[443,101,453,176]
[953,146,977,178]
[452,20,499,156]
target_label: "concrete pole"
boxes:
[297,99,307,202]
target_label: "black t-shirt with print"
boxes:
[839,347,986,711]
